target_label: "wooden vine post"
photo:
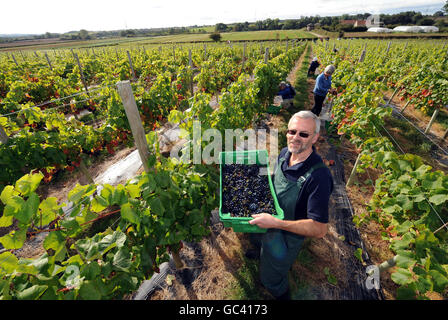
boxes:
[116,80,184,269]
[242,42,246,69]
[116,80,151,174]
[400,99,412,113]
[366,255,398,276]
[0,125,9,144]
[19,51,25,62]
[264,47,269,63]
[443,128,448,140]
[72,51,90,97]
[358,49,366,63]
[45,53,53,70]
[424,108,439,134]
[79,160,95,185]
[385,41,391,55]
[11,54,19,66]
[386,86,400,106]
[357,43,367,63]
[346,153,362,187]
[127,51,136,80]
[188,49,194,95]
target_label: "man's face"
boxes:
[287,117,319,154]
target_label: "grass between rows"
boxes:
[226,44,315,300]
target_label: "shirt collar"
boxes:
[284,146,317,171]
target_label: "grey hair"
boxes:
[288,110,321,134]
[324,65,336,75]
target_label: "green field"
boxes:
[0,36,154,52]
[133,29,315,45]
[1,29,316,52]
[220,29,315,41]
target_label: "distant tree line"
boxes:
[215,10,448,33]
[0,26,207,43]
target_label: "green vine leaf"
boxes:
[16,192,39,224]
[16,285,48,300]
[0,185,15,205]
[428,194,448,206]
[323,267,338,286]
[15,173,43,197]
[0,252,19,273]
[79,281,101,300]
[120,202,140,225]
[354,248,364,264]
[39,197,63,226]
[391,268,414,286]
[0,229,26,250]
[113,247,132,272]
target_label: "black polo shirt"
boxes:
[275,147,333,223]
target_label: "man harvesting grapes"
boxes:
[249,111,334,300]
[307,57,320,77]
[311,65,336,116]
[277,81,296,109]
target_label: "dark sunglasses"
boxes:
[286,130,313,138]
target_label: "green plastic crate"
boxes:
[219,150,284,233]
[267,105,281,115]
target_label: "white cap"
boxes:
[312,57,318,61]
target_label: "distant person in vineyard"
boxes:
[311,65,336,116]
[307,57,320,77]
[277,81,296,109]
[248,111,334,300]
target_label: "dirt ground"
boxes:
[3,45,445,300]
[38,146,139,203]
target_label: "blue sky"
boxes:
[1,0,445,35]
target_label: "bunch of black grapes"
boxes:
[222,164,276,217]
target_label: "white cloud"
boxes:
[0,0,444,34]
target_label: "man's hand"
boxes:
[249,213,280,229]
[250,214,328,238]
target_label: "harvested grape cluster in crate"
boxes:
[221,163,276,217]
